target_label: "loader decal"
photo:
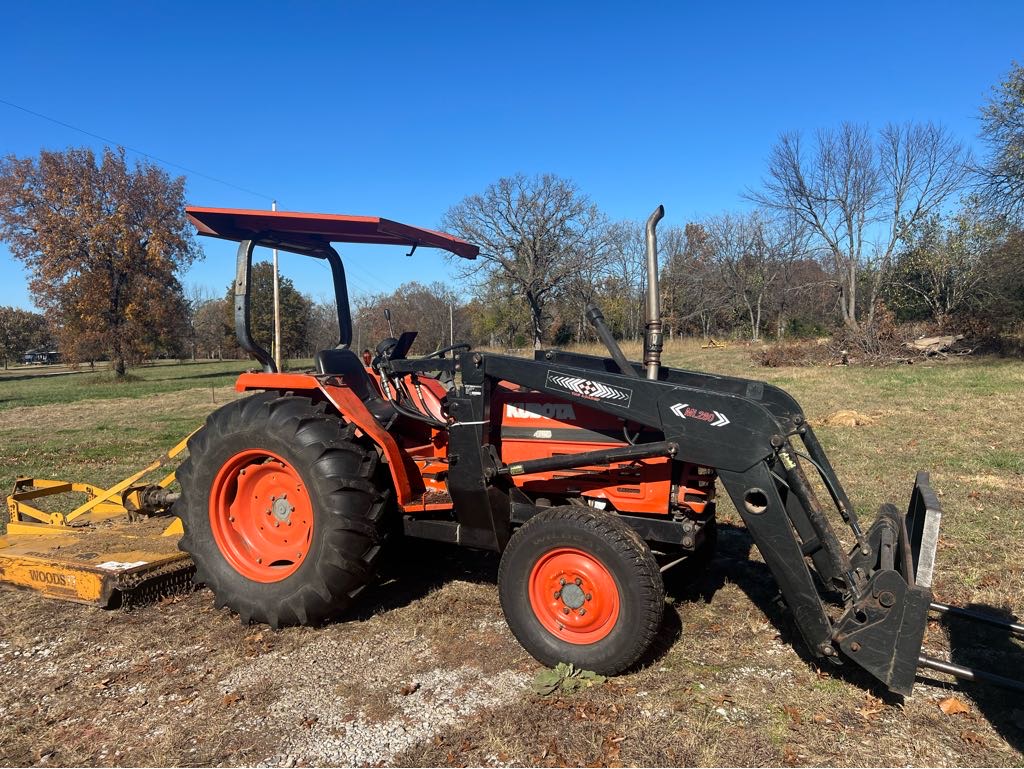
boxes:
[670,402,730,427]
[545,372,633,407]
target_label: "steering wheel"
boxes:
[424,343,471,359]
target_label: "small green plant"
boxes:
[531,662,606,696]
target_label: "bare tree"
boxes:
[193,298,229,359]
[599,220,647,340]
[751,122,970,329]
[442,173,606,348]
[661,223,731,341]
[351,282,469,355]
[705,211,802,342]
[977,61,1024,222]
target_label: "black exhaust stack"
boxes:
[644,205,665,380]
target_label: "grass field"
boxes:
[0,344,1021,766]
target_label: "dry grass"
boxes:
[0,346,1021,766]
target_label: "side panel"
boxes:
[493,387,673,515]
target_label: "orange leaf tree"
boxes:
[0,146,199,376]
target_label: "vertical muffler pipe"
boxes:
[644,204,665,380]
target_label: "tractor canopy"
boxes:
[185,207,479,260]
[185,207,479,372]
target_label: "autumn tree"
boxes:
[0,306,50,368]
[442,173,606,348]
[978,62,1024,222]
[352,281,469,354]
[307,298,341,354]
[751,122,970,330]
[0,147,199,376]
[193,297,230,359]
[223,261,312,360]
[889,210,1000,327]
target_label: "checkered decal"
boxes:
[545,371,633,407]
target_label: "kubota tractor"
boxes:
[174,205,1023,694]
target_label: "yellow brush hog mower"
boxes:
[0,435,194,607]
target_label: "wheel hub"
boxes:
[559,582,586,609]
[209,450,314,583]
[528,547,620,644]
[271,495,294,523]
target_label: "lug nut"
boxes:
[585,593,592,601]
[563,607,570,615]
[574,577,583,586]
[850,641,861,652]
[256,558,262,564]
[578,609,586,616]
[554,590,561,599]
[559,577,566,586]
[228,516,235,522]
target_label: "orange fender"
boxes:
[234,373,417,504]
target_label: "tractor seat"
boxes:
[314,349,396,427]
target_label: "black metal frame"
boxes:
[233,238,353,373]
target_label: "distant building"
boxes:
[22,348,61,365]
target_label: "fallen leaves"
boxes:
[938,696,970,716]
[222,691,243,706]
[783,704,802,725]
[856,695,885,721]
[961,729,986,746]
[399,681,421,696]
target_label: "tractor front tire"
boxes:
[174,392,389,628]
[498,506,665,675]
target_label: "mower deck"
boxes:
[0,517,191,607]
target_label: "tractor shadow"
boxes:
[662,522,798,641]
[922,606,1024,752]
[349,537,500,622]
[662,522,902,694]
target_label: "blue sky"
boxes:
[1,1,1021,309]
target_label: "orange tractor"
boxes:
[173,205,1023,693]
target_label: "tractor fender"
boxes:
[234,372,416,504]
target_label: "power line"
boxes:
[0,96,271,201]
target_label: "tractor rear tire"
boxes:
[174,392,389,628]
[498,506,665,675]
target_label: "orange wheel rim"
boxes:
[209,449,314,583]
[528,547,620,644]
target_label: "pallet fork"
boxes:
[0,435,194,606]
